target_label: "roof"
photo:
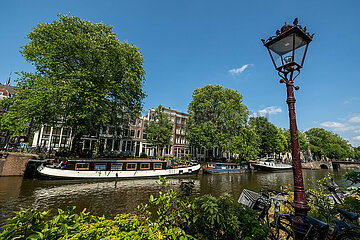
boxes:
[0,84,16,95]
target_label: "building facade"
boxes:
[31,107,191,158]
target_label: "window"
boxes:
[95,164,106,170]
[43,126,51,135]
[140,163,150,170]
[84,139,91,149]
[142,133,147,140]
[154,163,162,169]
[136,130,141,138]
[123,129,129,137]
[75,163,89,170]
[114,140,120,151]
[52,127,61,135]
[126,163,137,170]
[130,130,135,137]
[62,128,71,136]
[137,120,142,127]
[111,163,123,170]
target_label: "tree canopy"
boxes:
[144,105,173,156]
[186,85,249,158]
[249,116,288,156]
[305,128,352,160]
[1,15,146,149]
[283,129,309,153]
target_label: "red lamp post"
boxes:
[262,18,314,239]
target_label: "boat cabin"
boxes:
[61,159,167,171]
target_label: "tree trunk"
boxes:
[163,144,166,158]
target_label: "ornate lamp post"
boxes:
[261,18,314,239]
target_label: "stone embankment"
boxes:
[0,152,37,176]
[301,161,333,170]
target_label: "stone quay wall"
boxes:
[0,152,37,176]
[301,161,333,170]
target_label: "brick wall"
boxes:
[0,152,37,176]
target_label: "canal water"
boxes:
[0,168,354,225]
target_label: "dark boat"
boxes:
[202,161,251,174]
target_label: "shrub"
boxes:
[1,177,269,239]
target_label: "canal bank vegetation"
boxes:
[0,177,270,240]
[281,171,360,223]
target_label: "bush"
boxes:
[1,177,269,239]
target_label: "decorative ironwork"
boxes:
[261,18,314,46]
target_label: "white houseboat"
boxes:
[36,158,201,180]
[251,158,292,171]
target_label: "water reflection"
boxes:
[0,168,353,225]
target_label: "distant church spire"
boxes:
[5,72,11,85]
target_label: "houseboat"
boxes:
[36,158,201,180]
[251,158,292,171]
[202,161,251,174]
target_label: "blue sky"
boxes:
[1,0,360,147]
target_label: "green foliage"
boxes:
[353,146,360,160]
[1,177,269,240]
[343,196,360,215]
[283,129,309,153]
[305,128,352,160]
[144,105,173,157]
[2,14,145,144]
[249,117,288,156]
[186,85,250,158]
[0,206,95,240]
[228,125,260,161]
[345,171,360,185]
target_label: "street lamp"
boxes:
[262,18,314,239]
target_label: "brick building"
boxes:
[31,107,192,158]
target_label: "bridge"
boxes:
[331,160,360,170]
[301,160,360,170]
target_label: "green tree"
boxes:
[229,125,260,161]
[1,15,145,153]
[144,105,173,157]
[283,129,309,153]
[249,116,288,156]
[353,146,360,160]
[305,128,352,160]
[186,85,249,159]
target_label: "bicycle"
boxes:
[305,189,360,239]
[239,188,360,239]
[239,189,294,240]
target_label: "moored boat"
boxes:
[36,158,201,180]
[202,161,251,174]
[251,158,292,171]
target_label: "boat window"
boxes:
[95,164,106,171]
[75,163,89,170]
[126,163,137,170]
[111,163,123,170]
[154,163,162,169]
[140,163,150,170]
